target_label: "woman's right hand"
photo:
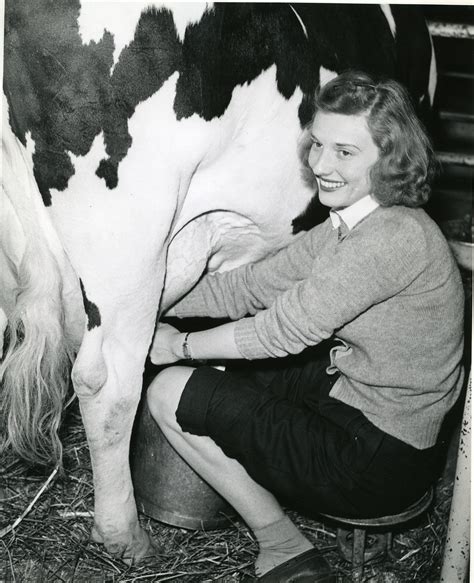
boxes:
[150,322,183,365]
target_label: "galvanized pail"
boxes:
[131,400,235,530]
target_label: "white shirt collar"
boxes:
[329,195,379,230]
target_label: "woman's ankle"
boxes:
[253,515,313,576]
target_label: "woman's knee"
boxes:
[146,365,194,426]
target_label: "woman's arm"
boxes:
[167,223,328,320]
[150,321,241,364]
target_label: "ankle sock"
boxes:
[253,515,314,576]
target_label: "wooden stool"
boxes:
[320,488,434,582]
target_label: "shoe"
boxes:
[240,548,336,582]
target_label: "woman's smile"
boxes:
[317,177,347,191]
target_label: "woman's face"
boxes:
[308,111,379,209]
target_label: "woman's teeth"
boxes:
[318,178,346,190]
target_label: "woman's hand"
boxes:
[150,322,183,365]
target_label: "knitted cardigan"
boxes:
[173,205,465,449]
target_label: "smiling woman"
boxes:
[147,71,465,582]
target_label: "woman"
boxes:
[147,71,465,582]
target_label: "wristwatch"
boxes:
[182,332,192,360]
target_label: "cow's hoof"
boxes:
[91,523,158,564]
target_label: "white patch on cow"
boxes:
[289,4,308,39]
[319,66,337,87]
[162,2,211,41]
[25,132,36,160]
[175,65,311,235]
[78,1,210,66]
[78,2,149,65]
[380,4,396,38]
[0,190,25,319]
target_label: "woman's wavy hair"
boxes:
[313,71,436,207]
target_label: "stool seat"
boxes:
[321,487,434,527]
[319,487,434,583]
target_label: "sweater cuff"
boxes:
[172,290,210,319]
[234,317,270,359]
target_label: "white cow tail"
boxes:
[0,244,73,467]
[1,103,74,467]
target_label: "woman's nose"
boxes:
[309,146,332,176]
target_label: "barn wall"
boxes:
[423,5,473,223]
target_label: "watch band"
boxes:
[182,332,192,360]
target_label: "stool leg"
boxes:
[351,527,366,583]
[387,531,396,560]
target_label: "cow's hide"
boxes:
[1,1,435,561]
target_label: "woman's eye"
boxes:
[311,140,322,149]
[338,149,352,158]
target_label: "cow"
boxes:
[1,2,435,562]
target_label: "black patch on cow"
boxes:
[292,4,399,125]
[79,279,101,331]
[4,1,432,224]
[390,5,434,127]
[292,193,329,234]
[95,8,183,188]
[4,1,114,205]
[172,4,414,127]
[4,1,182,202]
[173,4,310,120]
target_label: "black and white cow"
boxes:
[1,2,435,561]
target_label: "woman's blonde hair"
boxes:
[314,71,436,207]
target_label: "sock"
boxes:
[253,515,314,576]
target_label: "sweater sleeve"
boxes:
[172,221,331,320]
[235,216,428,359]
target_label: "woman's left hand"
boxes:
[150,322,182,365]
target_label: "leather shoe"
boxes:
[240,548,335,582]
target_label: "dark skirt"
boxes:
[176,349,443,518]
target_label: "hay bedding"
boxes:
[0,401,456,583]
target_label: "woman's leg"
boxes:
[147,365,313,576]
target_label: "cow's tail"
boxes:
[1,115,74,467]
[0,247,73,467]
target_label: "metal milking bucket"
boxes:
[130,398,235,530]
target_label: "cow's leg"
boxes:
[71,258,164,561]
[57,174,179,559]
[44,81,193,556]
